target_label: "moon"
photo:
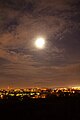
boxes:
[35,37,45,49]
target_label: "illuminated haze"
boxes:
[0,0,80,88]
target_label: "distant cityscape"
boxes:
[0,87,80,100]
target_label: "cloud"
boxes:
[0,0,80,87]
[0,57,11,65]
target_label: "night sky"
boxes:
[0,0,80,88]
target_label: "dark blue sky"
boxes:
[0,0,80,88]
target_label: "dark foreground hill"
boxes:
[0,95,80,120]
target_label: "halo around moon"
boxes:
[35,37,45,49]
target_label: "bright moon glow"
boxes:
[35,37,45,49]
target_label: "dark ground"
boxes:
[0,95,80,120]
